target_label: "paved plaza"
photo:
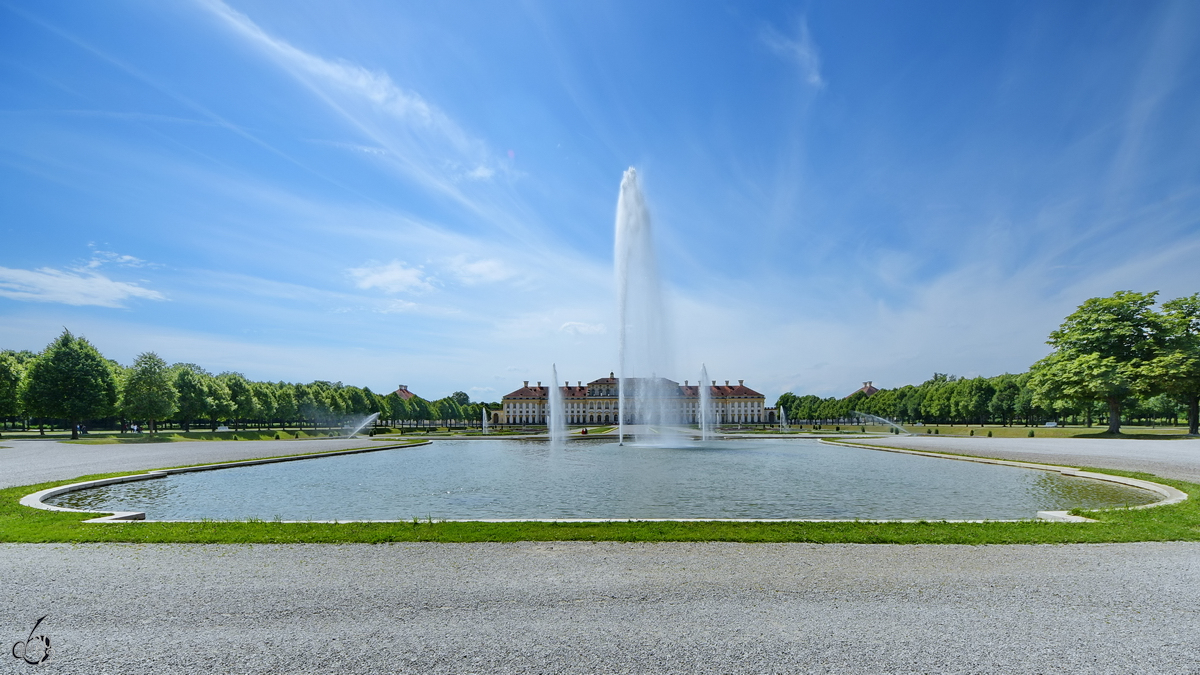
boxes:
[2,435,1199,673]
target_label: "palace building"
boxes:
[499,373,767,426]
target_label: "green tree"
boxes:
[450,391,471,407]
[252,382,278,429]
[122,352,178,433]
[1030,291,1165,434]
[205,377,234,431]
[20,330,118,439]
[172,364,212,432]
[220,373,256,431]
[987,375,1020,426]
[953,377,994,426]
[1141,294,1200,434]
[385,393,409,427]
[0,352,23,430]
[274,383,298,429]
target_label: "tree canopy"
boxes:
[20,330,119,439]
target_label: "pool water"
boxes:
[49,438,1158,521]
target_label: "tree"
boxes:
[450,391,470,407]
[953,377,994,426]
[220,373,256,431]
[0,352,23,430]
[252,382,278,429]
[20,330,118,439]
[1030,291,1165,434]
[1142,294,1200,434]
[274,383,298,429]
[173,364,212,432]
[122,352,178,433]
[988,375,1020,426]
[205,377,234,431]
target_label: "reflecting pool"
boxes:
[49,439,1158,521]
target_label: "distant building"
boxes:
[392,384,418,400]
[499,373,766,425]
[847,381,879,398]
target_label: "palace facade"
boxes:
[499,373,767,425]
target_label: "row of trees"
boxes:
[776,291,1200,435]
[0,331,497,438]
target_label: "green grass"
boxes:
[1,451,1196,544]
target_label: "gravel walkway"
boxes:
[851,435,1200,483]
[3,541,1198,674]
[0,437,389,489]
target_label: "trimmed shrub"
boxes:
[970,429,974,436]
[274,433,280,440]
[987,430,993,437]
[934,428,939,434]
[1028,430,1035,437]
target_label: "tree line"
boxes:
[776,291,1200,435]
[0,330,495,439]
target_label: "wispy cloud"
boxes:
[0,266,164,307]
[82,246,155,270]
[347,260,432,294]
[763,17,825,88]
[559,321,605,335]
[442,255,514,286]
[198,0,501,199]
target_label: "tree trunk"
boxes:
[1189,395,1199,436]
[1106,397,1122,435]
[71,420,79,440]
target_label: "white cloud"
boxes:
[559,321,606,335]
[763,18,825,88]
[347,260,432,294]
[442,255,514,286]
[466,165,494,180]
[0,266,165,307]
[83,249,152,270]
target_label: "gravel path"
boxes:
[3,541,1198,674]
[0,437,389,489]
[851,435,1200,483]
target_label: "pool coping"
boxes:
[18,438,1187,524]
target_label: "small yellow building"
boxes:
[499,373,766,425]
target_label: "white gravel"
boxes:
[3,542,1199,674]
[852,435,1200,482]
[0,437,388,489]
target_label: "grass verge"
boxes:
[2,458,1196,544]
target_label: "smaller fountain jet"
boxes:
[548,364,567,447]
[852,411,912,435]
[345,412,380,437]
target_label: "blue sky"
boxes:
[2,0,1198,402]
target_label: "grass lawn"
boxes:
[2,445,1196,544]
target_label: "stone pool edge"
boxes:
[19,441,432,523]
[822,439,1188,522]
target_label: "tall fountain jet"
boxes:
[699,364,713,441]
[614,168,677,445]
[548,364,567,447]
[481,406,490,435]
